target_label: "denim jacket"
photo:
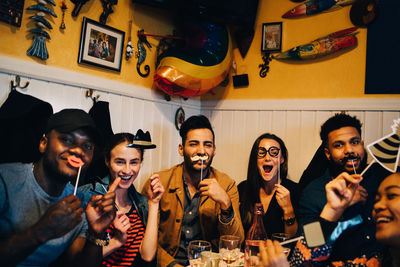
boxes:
[79,176,149,226]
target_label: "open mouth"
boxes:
[375,216,393,227]
[263,165,273,173]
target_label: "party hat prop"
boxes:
[365,118,400,173]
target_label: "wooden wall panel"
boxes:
[1,71,399,189]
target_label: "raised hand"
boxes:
[349,185,368,206]
[321,172,363,222]
[112,211,130,247]
[34,195,84,242]
[86,177,120,234]
[199,178,231,209]
[274,184,293,213]
[147,174,165,204]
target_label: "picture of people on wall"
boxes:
[261,22,282,53]
[88,29,116,63]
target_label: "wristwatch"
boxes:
[283,216,296,226]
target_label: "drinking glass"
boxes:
[244,240,264,267]
[219,235,241,266]
[188,240,212,267]
[271,233,291,257]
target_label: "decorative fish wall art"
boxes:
[273,27,358,60]
[282,0,355,18]
[26,0,57,60]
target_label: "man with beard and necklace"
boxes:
[298,113,391,265]
[143,115,244,267]
[0,109,120,267]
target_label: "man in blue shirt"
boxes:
[0,109,119,266]
[298,113,391,264]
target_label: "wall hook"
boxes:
[85,89,100,103]
[10,75,30,91]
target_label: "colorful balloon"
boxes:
[154,23,231,98]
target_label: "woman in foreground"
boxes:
[81,131,164,266]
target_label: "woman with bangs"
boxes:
[238,133,299,238]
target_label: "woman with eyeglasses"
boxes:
[238,133,298,238]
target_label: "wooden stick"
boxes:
[280,236,304,246]
[73,166,82,196]
[360,159,375,176]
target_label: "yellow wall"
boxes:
[203,0,399,100]
[0,0,174,89]
[1,0,398,100]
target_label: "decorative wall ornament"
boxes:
[136,29,152,78]
[26,0,57,60]
[60,1,67,30]
[282,0,355,18]
[70,0,89,17]
[0,0,25,27]
[174,107,185,130]
[273,27,358,61]
[78,17,125,72]
[99,0,117,25]
[259,53,272,78]
[125,20,134,60]
[259,22,281,78]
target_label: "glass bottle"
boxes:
[246,203,267,240]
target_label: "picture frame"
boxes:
[261,22,282,53]
[78,17,125,72]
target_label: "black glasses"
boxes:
[257,146,280,158]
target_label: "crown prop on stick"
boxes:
[361,118,400,175]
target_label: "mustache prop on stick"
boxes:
[191,155,209,181]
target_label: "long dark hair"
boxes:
[104,133,144,163]
[240,133,288,231]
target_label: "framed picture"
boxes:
[78,17,125,72]
[261,22,282,53]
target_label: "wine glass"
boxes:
[244,239,264,267]
[219,235,241,266]
[271,233,291,257]
[188,240,212,267]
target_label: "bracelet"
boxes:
[283,216,296,226]
[87,230,110,247]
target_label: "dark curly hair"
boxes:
[320,113,362,146]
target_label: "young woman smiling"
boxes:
[80,131,164,267]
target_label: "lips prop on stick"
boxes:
[191,155,209,181]
[68,155,84,195]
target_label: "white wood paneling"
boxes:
[203,108,400,184]
[1,56,399,189]
[0,71,201,190]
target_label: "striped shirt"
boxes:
[103,208,145,267]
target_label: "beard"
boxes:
[328,152,368,177]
